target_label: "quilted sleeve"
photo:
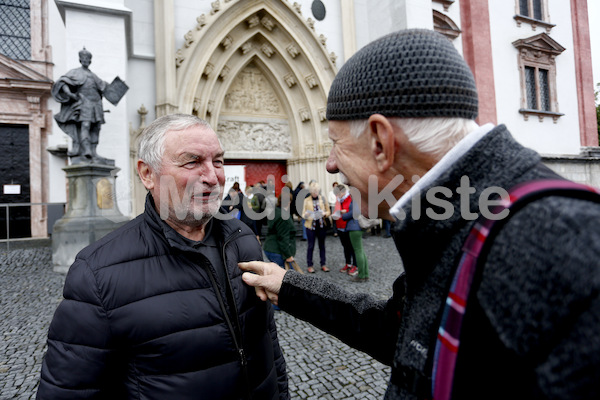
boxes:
[36,259,123,399]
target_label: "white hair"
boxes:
[347,117,479,158]
[137,113,218,172]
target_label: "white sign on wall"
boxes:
[223,165,246,197]
[3,184,21,195]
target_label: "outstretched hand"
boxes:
[239,261,286,306]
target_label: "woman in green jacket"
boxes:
[263,190,296,269]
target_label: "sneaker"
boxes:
[339,264,350,273]
[348,266,358,276]
[351,276,369,283]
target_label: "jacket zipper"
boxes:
[221,229,252,399]
[200,228,251,399]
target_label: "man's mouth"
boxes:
[192,190,220,201]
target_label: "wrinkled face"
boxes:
[150,126,225,227]
[326,120,374,214]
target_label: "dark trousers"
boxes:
[306,225,327,267]
[338,230,356,266]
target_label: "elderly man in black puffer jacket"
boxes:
[37,114,289,399]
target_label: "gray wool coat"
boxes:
[279,125,600,399]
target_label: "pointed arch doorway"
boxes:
[155,0,339,201]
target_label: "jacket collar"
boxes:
[391,124,541,293]
[143,194,239,252]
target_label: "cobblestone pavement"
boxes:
[0,232,403,399]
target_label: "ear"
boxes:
[137,160,155,190]
[367,114,396,172]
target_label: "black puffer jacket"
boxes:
[37,195,289,399]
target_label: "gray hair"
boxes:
[137,113,214,172]
[348,117,478,158]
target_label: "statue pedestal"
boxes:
[52,163,129,273]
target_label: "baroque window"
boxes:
[513,33,565,122]
[0,0,31,60]
[514,0,555,32]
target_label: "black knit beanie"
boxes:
[326,29,478,120]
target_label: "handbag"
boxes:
[285,260,304,274]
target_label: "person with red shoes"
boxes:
[333,184,357,274]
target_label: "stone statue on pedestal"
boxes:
[51,47,128,165]
[50,48,130,273]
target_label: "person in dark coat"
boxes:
[239,29,600,399]
[37,114,289,399]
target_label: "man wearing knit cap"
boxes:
[240,29,600,399]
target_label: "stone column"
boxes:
[52,164,129,273]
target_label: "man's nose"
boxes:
[326,152,338,174]
[201,163,220,186]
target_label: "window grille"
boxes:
[0,0,31,60]
[525,66,537,110]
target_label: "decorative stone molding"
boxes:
[292,2,302,14]
[27,96,41,112]
[261,16,275,31]
[305,74,318,89]
[221,35,233,50]
[175,49,184,67]
[306,18,315,30]
[216,120,292,153]
[318,107,326,122]
[219,65,230,80]
[305,144,315,157]
[329,52,337,65]
[184,30,194,48]
[284,73,296,88]
[247,15,260,28]
[203,62,215,78]
[210,1,220,15]
[241,42,253,54]
[432,0,455,11]
[287,44,299,58]
[319,34,327,46]
[433,10,461,41]
[299,108,311,122]
[207,100,215,115]
[261,43,275,58]
[514,14,555,33]
[193,98,201,113]
[196,14,206,30]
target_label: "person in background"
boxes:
[302,181,330,273]
[333,184,356,274]
[340,188,369,282]
[253,181,267,238]
[37,113,289,399]
[263,189,296,270]
[239,29,600,399]
[292,181,307,241]
[328,181,339,237]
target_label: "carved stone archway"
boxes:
[160,0,338,191]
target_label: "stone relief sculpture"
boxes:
[51,48,128,165]
[217,121,291,153]
[222,64,283,116]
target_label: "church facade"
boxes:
[0,0,597,236]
